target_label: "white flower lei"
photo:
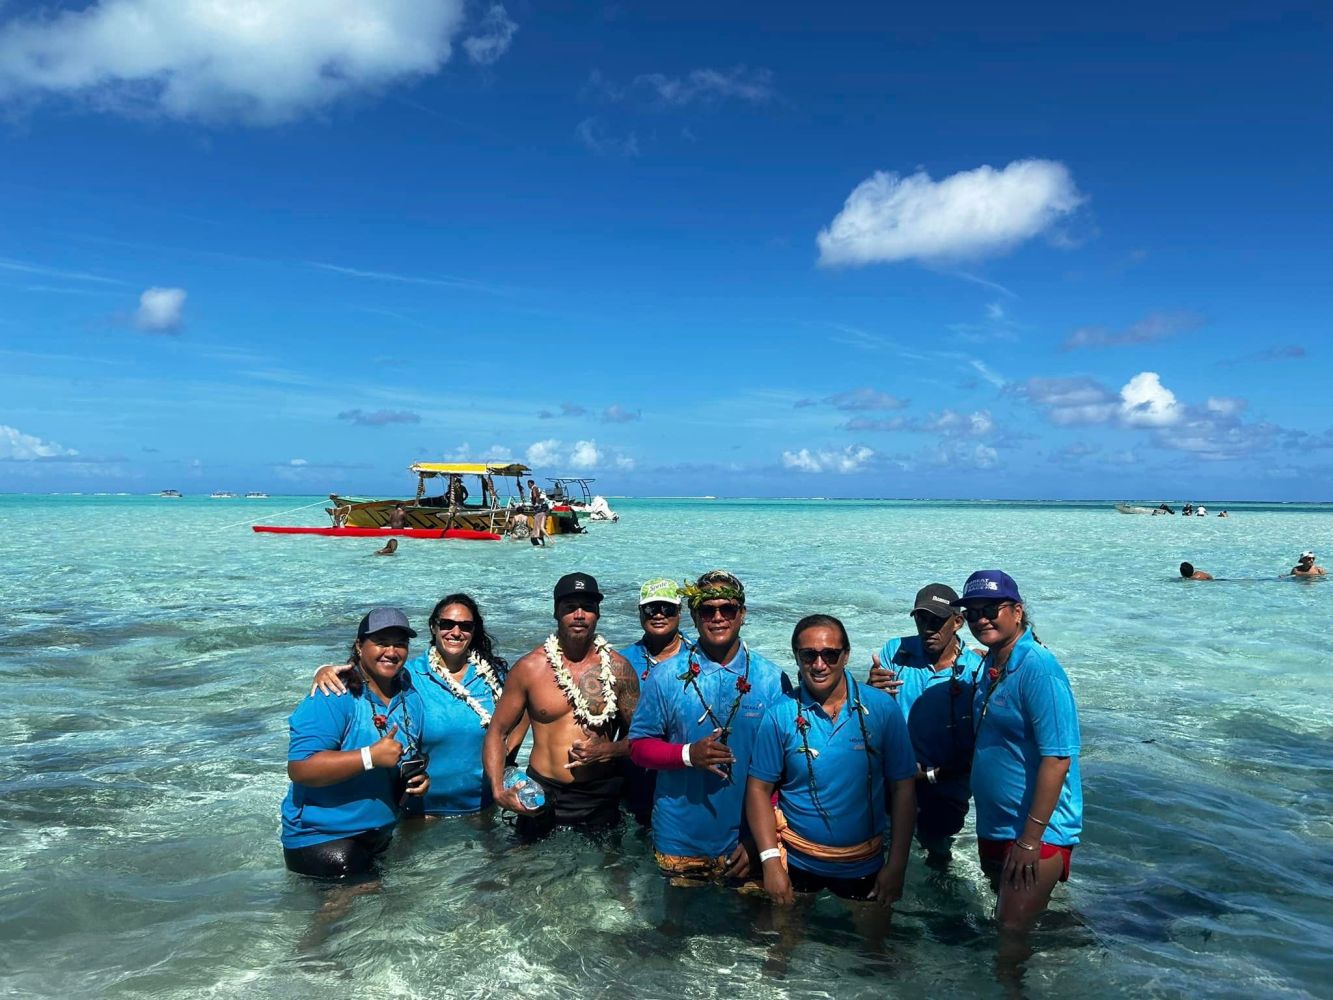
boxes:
[544,633,617,729]
[428,645,502,728]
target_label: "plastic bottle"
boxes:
[502,765,545,811]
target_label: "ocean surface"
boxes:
[2,494,1330,999]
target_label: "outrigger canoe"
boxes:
[252,526,500,541]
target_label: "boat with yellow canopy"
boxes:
[324,461,582,539]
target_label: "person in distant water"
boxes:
[310,595,527,817]
[484,573,639,837]
[374,539,398,557]
[628,570,786,883]
[868,583,984,866]
[746,614,916,914]
[388,504,407,530]
[527,479,550,547]
[281,608,429,879]
[1179,562,1213,580]
[953,570,1082,932]
[619,578,695,826]
[1155,503,1175,515]
[1181,503,1193,516]
[1291,551,1326,577]
[1217,510,1229,518]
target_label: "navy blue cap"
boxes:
[357,606,418,639]
[952,570,1023,605]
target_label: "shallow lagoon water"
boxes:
[1,495,1330,998]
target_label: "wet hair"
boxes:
[429,593,506,670]
[790,614,851,655]
[1180,562,1194,577]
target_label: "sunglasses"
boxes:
[796,647,845,666]
[640,602,680,619]
[559,599,601,614]
[696,602,741,621]
[913,611,952,632]
[962,602,1014,624]
[433,618,475,633]
[363,635,410,649]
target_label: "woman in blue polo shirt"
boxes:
[746,614,917,911]
[310,593,526,816]
[282,607,430,879]
[953,570,1083,931]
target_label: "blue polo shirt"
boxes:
[750,677,918,877]
[971,628,1082,845]
[281,673,426,849]
[401,651,508,816]
[628,643,787,858]
[619,634,695,683]
[877,635,984,805]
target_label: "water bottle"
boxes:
[502,766,545,811]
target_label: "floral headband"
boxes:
[678,581,745,609]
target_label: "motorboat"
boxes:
[547,478,619,522]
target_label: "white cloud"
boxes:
[525,438,562,466]
[634,66,775,106]
[576,117,639,157]
[134,286,186,333]
[614,454,635,471]
[289,458,308,466]
[0,424,77,460]
[463,5,516,66]
[1119,371,1182,427]
[973,444,998,468]
[970,411,994,435]
[0,0,470,124]
[569,440,600,470]
[781,445,874,474]
[817,159,1083,266]
[1018,377,1119,426]
[970,359,1008,389]
[1206,396,1247,416]
[925,409,993,436]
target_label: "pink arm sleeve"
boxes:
[630,736,689,770]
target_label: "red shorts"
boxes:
[978,838,1073,882]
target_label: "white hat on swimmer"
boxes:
[1299,551,1315,561]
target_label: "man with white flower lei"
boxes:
[484,572,639,836]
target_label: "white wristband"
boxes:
[681,742,693,767]
[926,767,938,784]
[759,848,781,863]
[360,746,374,771]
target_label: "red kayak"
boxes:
[252,526,501,541]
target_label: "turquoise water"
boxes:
[2,495,1330,998]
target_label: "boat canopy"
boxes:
[410,462,531,478]
[548,477,596,485]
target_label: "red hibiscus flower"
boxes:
[987,668,1000,681]
[689,662,701,677]
[372,713,388,730]
[736,677,752,694]
[795,715,810,732]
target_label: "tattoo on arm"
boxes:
[611,653,640,720]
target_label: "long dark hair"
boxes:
[790,613,851,655]
[430,593,507,671]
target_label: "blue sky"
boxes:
[1,1,1329,499]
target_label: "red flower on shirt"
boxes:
[689,662,701,677]
[372,713,388,731]
[736,677,752,694]
[795,714,810,733]
[988,668,1000,681]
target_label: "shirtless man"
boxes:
[1180,562,1213,580]
[388,504,407,529]
[1291,551,1326,577]
[484,572,639,835]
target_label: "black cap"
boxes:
[554,572,603,604]
[911,583,960,617]
[357,606,417,639]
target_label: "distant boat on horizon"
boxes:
[210,491,238,499]
[245,491,269,499]
[159,489,183,499]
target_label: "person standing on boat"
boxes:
[953,570,1082,932]
[309,595,526,817]
[388,504,407,530]
[483,573,639,836]
[868,583,984,866]
[746,614,917,912]
[527,479,549,547]
[281,608,430,879]
[618,578,695,826]
[627,570,787,883]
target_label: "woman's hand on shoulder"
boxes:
[311,663,353,697]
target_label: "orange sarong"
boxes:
[773,807,883,866]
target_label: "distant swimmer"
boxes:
[1291,551,1326,577]
[374,539,398,557]
[1218,510,1229,518]
[1180,562,1213,580]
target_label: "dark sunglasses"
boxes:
[363,634,410,649]
[433,618,475,633]
[696,602,741,621]
[962,601,1014,624]
[796,647,845,666]
[913,611,952,632]
[640,602,680,619]
[559,599,601,614]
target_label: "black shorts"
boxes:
[787,862,881,901]
[283,827,393,881]
[514,765,623,838]
[915,784,970,844]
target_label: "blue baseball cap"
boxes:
[952,570,1023,605]
[357,606,417,639]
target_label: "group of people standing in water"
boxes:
[280,567,1083,932]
